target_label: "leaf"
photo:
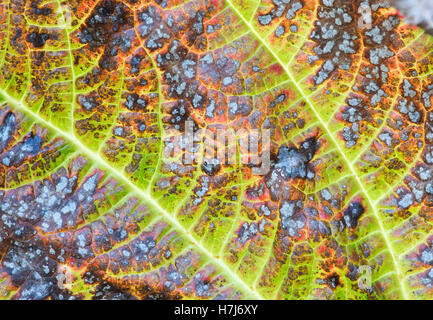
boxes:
[0,0,433,300]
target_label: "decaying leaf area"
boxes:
[0,0,433,300]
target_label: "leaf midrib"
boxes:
[0,0,411,299]
[224,0,409,299]
[0,88,264,300]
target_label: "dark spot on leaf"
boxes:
[124,93,148,111]
[92,281,137,300]
[165,100,199,133]
[79,0,133,70]
[30,1,52,16]
[265,137,319,201]
[1,133,42,167]
[130,54,144,74]
[420,247,433,266]
[11,28,22,47]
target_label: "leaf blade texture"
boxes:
[0,0,432,300]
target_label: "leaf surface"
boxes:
[0,0,433,300]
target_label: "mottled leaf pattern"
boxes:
[0,0,433,300]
